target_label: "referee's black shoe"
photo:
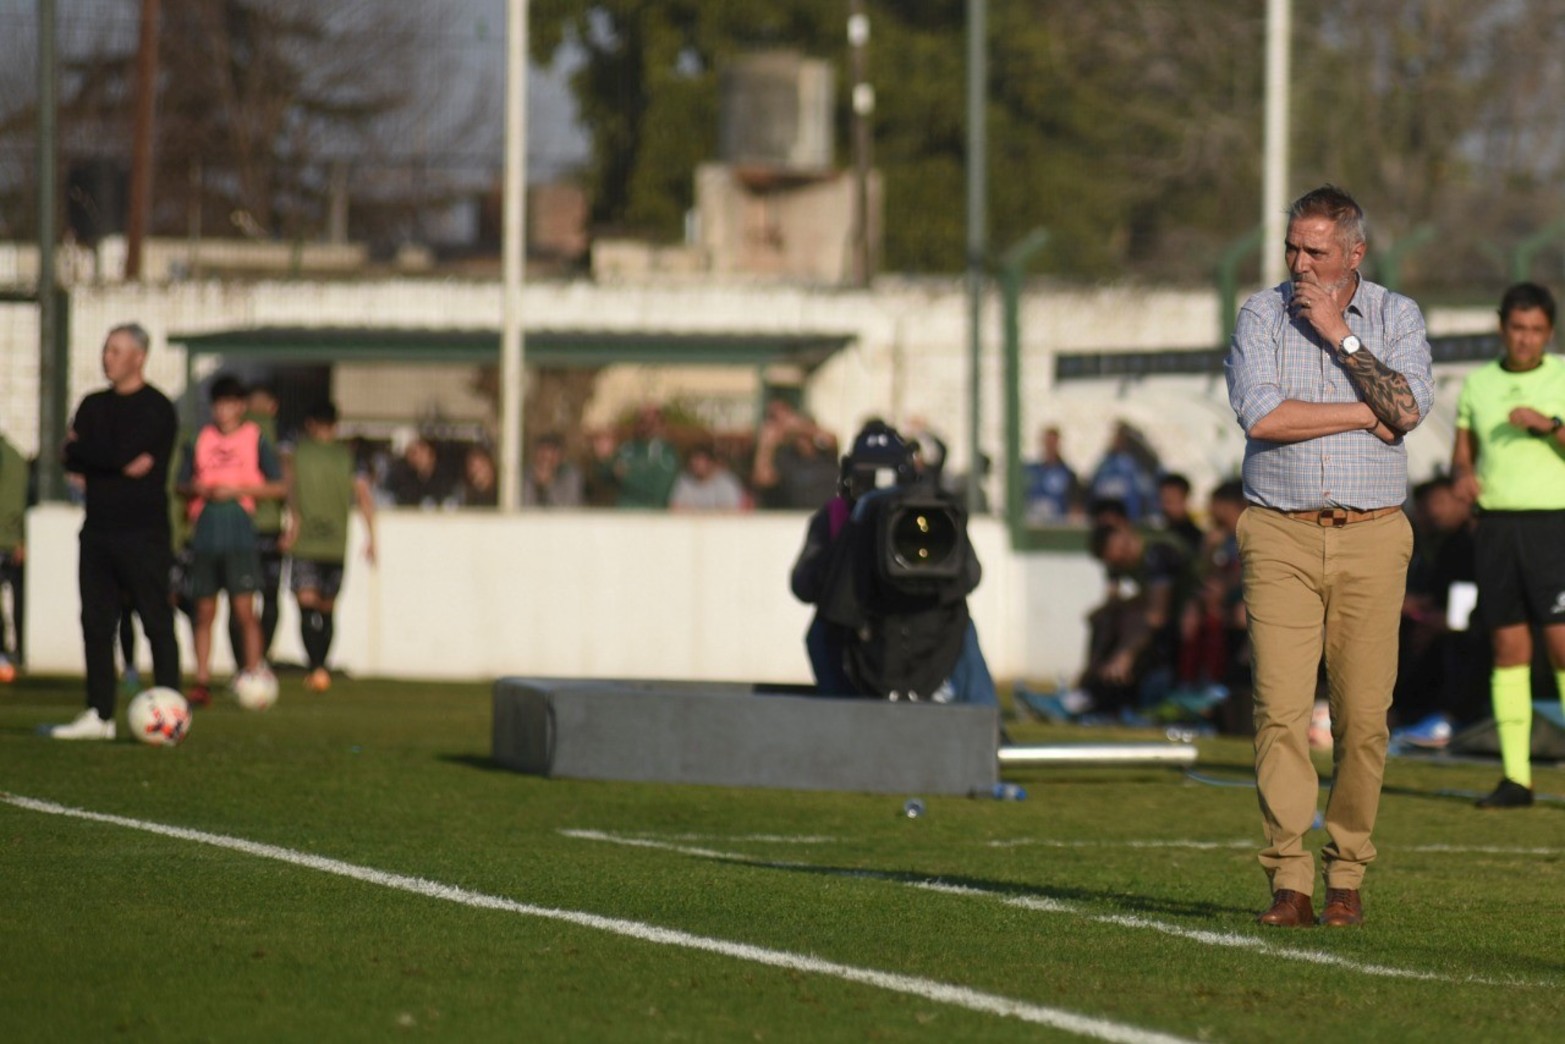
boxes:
[1476,778,1534,809]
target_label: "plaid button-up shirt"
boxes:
[1225,277,1434,511]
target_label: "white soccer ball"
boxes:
[232,668,279,711]
[126,687,192,746]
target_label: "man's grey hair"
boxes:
[108,322,151,351]
[1288,185,1367,249]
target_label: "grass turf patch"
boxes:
[4,673,1565,1042]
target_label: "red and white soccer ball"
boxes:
[1308,699,1334,752]
[126,687,192,747]
[232,667,279,711]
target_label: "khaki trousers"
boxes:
[1237,506,1412,894]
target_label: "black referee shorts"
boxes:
[1475,510,1565,629]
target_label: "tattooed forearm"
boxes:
[1343,350,1420,433]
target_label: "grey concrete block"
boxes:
[493,677,999,795]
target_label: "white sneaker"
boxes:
[50,709,116,741]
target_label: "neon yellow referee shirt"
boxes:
[1456,353,1565,510]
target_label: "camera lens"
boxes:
[890,506,958,569]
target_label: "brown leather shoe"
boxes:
[1257,888,1314,927]
[1319,888,1363,927]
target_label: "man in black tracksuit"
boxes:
[51,322,182,739]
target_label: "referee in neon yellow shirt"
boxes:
[1452,282,1565,808]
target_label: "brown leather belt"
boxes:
[1261,504,1402,528]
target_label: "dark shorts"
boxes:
[257,532,284,590]
[1475,511,1565,629]
[289,559,346,600]
[189,548,263,599]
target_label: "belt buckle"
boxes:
[1318,508,1346,528]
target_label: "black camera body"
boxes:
[820,477,979,700]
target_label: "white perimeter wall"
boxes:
[24,505,1099,686]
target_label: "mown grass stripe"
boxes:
[2,793,1199,1044]
[566,828,1545,989]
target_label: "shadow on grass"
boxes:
[714,853,1250,921]
[436,752,518,775]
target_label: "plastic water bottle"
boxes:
[902,798,926,818]
[974,783,1027,801]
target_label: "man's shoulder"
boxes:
[1353,278,1425,322]
[1239,282,1290,316]
[130,384,177,413]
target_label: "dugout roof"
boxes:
[169,325,855,371]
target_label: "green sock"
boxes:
[1492,665,1533,789]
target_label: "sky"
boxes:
[0,0,592,183]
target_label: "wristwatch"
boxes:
[1338,334,1362,356]
[1532,417,1563,437]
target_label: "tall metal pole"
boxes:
[37,0,63,502]
[499,0,529,511]
[848,0,872,287]
[964,0,987,515]
[1261,0,1291,288]
[126,0,160,280]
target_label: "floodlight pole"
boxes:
[964,0,987,516]
[37,0,65,503]
[499,0,529,511]
[848,0,872,287]
[1261,0,1291,288]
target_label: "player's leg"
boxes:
[122,532,180,693]
[1238,508,1329,898]
[257,536,283,656]
[1476,515,1534,805]
[77,535,122,723]
[1319,511,1411,889]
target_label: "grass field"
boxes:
[4,673,1565,1043]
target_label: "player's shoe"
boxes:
[0,655,16,683]
[305,668,332,693]
[187,682,212,708]
[49,709,116,741]
[1475,777,1534,809]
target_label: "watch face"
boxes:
[1341,335,1362,355]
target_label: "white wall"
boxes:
[24,505,1094,686]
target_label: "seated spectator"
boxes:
[1393,476,1486,744]
[611,405,680,509]
[752,399,840,510]
[1089,420,1159,523]
[523,433,584,507]
[1154,473,1204,558]
[1023,425,1082,524]
[1080,520,1195,716]
[385,436,454,509]
[457,445,499,507]
[669,442,747,512]
[1177,479,1252,731]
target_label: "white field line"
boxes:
[989,838,1565,858]
[563,829,1547,989]
[581,833,1565,860]
[1,794,1197,1044]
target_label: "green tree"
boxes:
[534,0,1273,280]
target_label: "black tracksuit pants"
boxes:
[80,529,180,719]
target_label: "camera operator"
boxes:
[790,421,996,705]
